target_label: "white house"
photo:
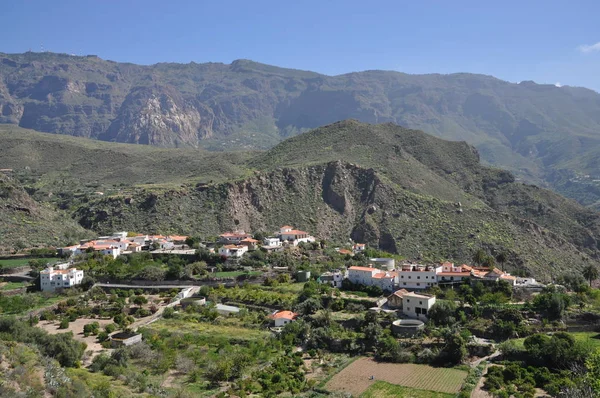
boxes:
[277,226,316,246]
[348,266,398,292]
[269,310,298,327]
[437,262,471,285]
[112,231,128,240]
[353,243,366,253]
[319,270,346,288]
[263,237,282,247]
[397,263,442,290]
[218,245,248,258]
[402,292,436,321]
[40,267,84,292]
[348,266,380,286]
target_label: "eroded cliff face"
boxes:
[73,161,595,277]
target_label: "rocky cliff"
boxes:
[3,53,600,209]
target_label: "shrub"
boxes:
[59,318,70,329]
[163,307,175,319]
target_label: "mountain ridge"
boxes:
[2,51,600,206]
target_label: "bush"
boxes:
[59,318,70,329]
[163,307,175,319]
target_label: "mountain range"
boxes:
[2,52,600,207]
[1,121,598,279]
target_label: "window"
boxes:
[403,282,406,286]
[401,275,404,278]
[425,276,428,279]
[419,301,423,305]
[417,283,420,286]
[408,276,411,279]
[406,299,410,303]
[417,276,420,279]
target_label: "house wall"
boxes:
[402,296,436,321]
[348,269,377,286]
[274,318,294,327]
[398,270,438,289]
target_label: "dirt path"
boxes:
[470,363,493,398]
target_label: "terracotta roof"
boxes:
[281,229,308,235]
[390,289,410,298]
[280,225,293,229]
[441,261,454,267]
[338,249,353,255]
[220,232,249,238]
[168,235,188,241]
[354,243,366,247]
[349,266,376,272]
[404,292,435,299]
[373,272,397,279]
[222,244,242,249]
[500,274,517,281]
[270,310,298,320]
[241,238,259,243]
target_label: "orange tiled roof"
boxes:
[338,249,353,255]
[281,229,308,235]
[349,266,376,272]
[270,310,298,320]
[373,272,397,279]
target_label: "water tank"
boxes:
[296,270,311,282]
[370,258,395,271]
[391,319,425,336]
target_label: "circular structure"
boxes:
[369,258,395,271]
[391,319,425,336]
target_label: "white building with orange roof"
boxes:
[218,244,248,258]
[348,265,398,292]
[402,292,436,321]
[276,225,316,246]
[40,266,84,292]
[353,243,366,253]
[219,230,251,244]
[240,237,259,250]
[437,262,472,285]
[269,310,299,327]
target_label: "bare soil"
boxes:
[325,357,467,396]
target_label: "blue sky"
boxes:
[2,1,600,91]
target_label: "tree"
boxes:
[582,264,599,287]
[131,295,148,308]
[442,332,467,365]
[482,256,496,269]
[473,249,487,266]
[59,318,70,329]
[496,252,508,272]
[428,300,457,326]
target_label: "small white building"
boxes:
[277,226,316,246]
[112,231,128,240]
[347,266,398,292]
[402,292,436,321]
[215,303,240,315]
[353,243,366,253]
[269,310,298,327]
[218,245,248,258]
[40,266,84,292]
[263,237,282,247]
[219,231,251,244]
[319,270,346,288]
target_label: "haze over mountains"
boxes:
[2,52,600,207]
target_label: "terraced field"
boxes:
[325,357,467,396]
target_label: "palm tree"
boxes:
[472,249,487,266]
[495,252,507,272]
[583,264,599,287]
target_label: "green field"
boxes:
[0,257,60,269]
[145,318,270,343]
[513,332,600,351]
[361,382,454,398]
[0,281,30,291]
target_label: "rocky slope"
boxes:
[71,121,600,278]
[0,173,90,252]
[2,52,600,205]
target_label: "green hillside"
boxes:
[2,52,600,205]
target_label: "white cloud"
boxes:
[578,42,600,53]
[555,82,562,87]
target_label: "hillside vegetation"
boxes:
[29,120,595,278]
[2,52,600,205]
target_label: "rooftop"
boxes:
[270,310,298,320]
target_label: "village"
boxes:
[1,224,593,397]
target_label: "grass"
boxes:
[361,382,454,398]
[0,257,60,269]
[0,281,29,291]
[145,318,270,343]
[213,270,261,278]
[512,332,600,352]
